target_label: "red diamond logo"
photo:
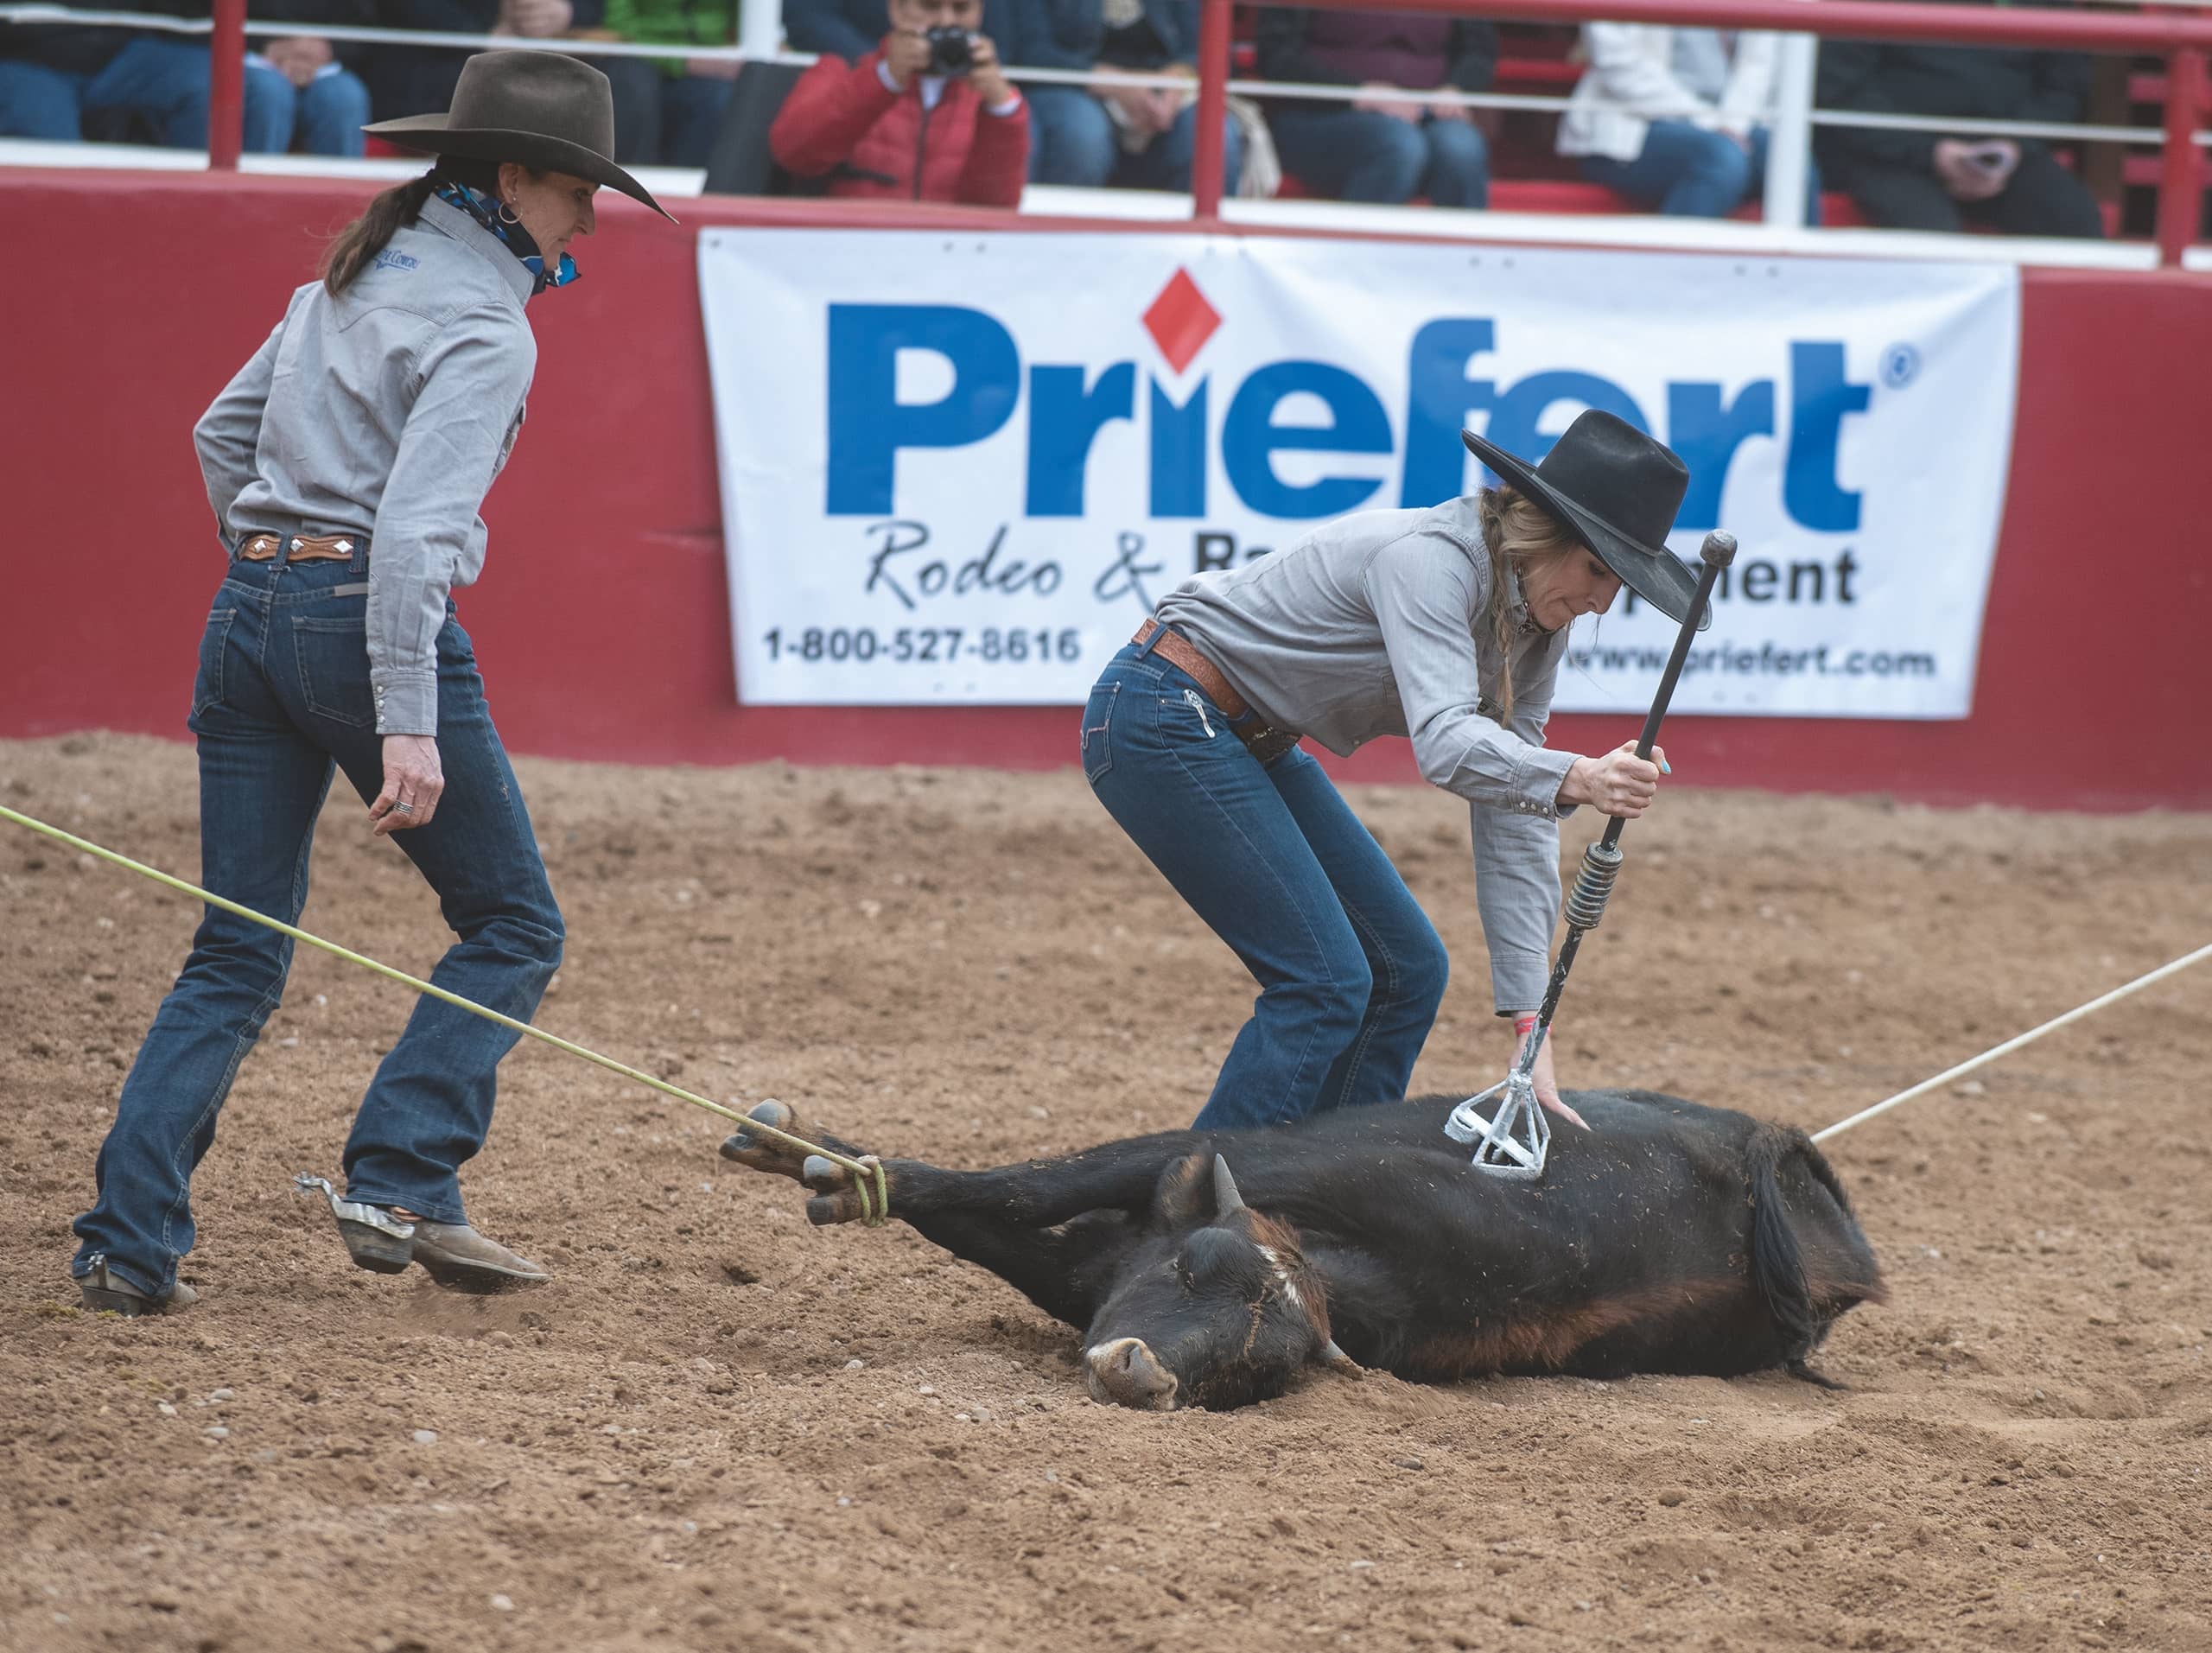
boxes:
[1142,269,1221,375]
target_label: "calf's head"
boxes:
[1084,1154,1351,1411]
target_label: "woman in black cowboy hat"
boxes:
[1083,410,1701,1135]
[71,53,675,1315]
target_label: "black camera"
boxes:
[924,24,976,75]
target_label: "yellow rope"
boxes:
[0,804,889,1224]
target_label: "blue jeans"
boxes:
[71,550,563,1298]
[285,67,373,158]
[1026,84,1243,194]
[0,40,293,149]
[1580,121,1821,225]
[1270,105,1490,207]
[1082,641,1448,1131]
[603,57,735,167]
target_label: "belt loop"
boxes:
[1134,619,1166,660]
[350,535,369,575]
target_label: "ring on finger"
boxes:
[393,801,415,814]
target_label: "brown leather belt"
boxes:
[238,531,363,564]
[1133,619,1301,763]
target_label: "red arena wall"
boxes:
[2,168,2207,810]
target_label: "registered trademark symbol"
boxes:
[1880,342,1922,390]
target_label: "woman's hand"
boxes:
[370,734,443,836]
[1514,1015,1589,1130]
[1560,741,1668,818]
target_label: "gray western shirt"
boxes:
[192,195,538,736]
[1153,497,1578,1014]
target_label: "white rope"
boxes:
[1811,942,2212,1144]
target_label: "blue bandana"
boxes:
[435,180,579,296]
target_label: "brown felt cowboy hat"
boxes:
[1462,410,1709,630]
[365,50,676,222]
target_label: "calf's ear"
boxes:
[1148,1152,1215,1230]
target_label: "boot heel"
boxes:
[296,1173,417,1275]
[79,1281,155,1316]
[337,1220,415,1275]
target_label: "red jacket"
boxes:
[770,51,1030,207]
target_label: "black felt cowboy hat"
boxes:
[1461,410,1708,630]
[365,50,676,221]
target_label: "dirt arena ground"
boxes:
[2,731,2207,1653]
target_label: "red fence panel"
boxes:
[0,169,2206,810]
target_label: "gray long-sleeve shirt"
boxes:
[1153,498,1577,1014]
[192,195,538,735]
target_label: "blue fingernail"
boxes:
[1660,759,1673,775]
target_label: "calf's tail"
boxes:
[1745,1123,1850,1389]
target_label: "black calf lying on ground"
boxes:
[721,1091,1886,1411]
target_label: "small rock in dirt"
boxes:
[412,1430,439,1446]
[209,1388,234,1402]
[917,1384,937,1396]
[845,1358,865,1370]
[205,1426,229,1439]
[1349,1560,1376,1571]
[1953,1079,1987,1098]
[490,1594,515,1612]
[1393,1456,1425,1471]
[157,1402,177,1417]
[1657,1490,1687,1507]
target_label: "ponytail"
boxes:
[321,172,438,296]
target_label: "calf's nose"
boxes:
[1085,1337,1179,1410]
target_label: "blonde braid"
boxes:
[1473,486,1580,722]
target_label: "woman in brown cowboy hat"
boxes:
[71,52,673,1315]
[1083,410,1698,1136]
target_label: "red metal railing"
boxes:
[201,0,2209,261]
[209,0,246,173]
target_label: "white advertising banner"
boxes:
[700,230,2018,718]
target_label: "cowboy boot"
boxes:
[78,1262,199,1317]
[407,1221,551,1293]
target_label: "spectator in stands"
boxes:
[256,0,378,158]
[1556,24,1820,223]
[1011,0,1242,194]
[0,0,368,154]
[1814,20,2102,238]
[1255,10,1494,207]
[769,0,1028,204]
[785,0,885,60]
[596,0,738,167]
[365,0,604,133]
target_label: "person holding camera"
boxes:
[1814,8,2102,238]
[769,0,1029,205]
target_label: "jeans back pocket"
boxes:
[1080,680,1120,784]
[292,616,377,729]
[190,607,237,718]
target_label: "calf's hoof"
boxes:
[719,1100,809,1176]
